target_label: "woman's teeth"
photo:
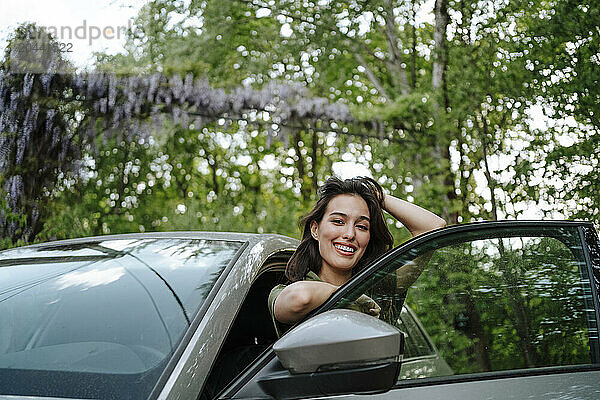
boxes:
[335,244,355,253]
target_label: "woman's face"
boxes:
[310,194,371,276]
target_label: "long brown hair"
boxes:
[286,176,394,282]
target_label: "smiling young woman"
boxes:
[268,176,446,336]
[310,194,371,285]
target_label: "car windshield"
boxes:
[0,237,243,399]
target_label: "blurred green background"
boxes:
[0,0,598,249]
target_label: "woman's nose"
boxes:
[342,226,355,240]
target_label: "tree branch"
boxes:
[240,0,396,99]
[354,53,391,101]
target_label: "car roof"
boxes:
[0,231,299,253]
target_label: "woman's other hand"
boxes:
[347,294,382,318]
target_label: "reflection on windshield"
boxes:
[0,238,242,400]
[56,266,126,290]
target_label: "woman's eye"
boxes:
[357,224,369,231]
[332,219,344,224]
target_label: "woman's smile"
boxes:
[333,242,357,255]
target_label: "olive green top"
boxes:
[268,271,380,337]
[268,271,322,337]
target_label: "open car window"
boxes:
[219,222,600,400]
[332,222,599,382]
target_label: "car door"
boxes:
[220,221,600,400]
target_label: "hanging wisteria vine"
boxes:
[0,25,354,244]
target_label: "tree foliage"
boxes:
[407,235,591,373]
[1,0,598,250]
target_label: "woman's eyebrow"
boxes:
[329,212,370,222]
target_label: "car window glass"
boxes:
[397,307,434,359]
[334,225,598,381]
[0,238,242,400]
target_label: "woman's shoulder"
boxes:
[268,283,286,307]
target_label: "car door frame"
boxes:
[152,233,298,400]
[219,220,600,399]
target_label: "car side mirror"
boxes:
[257,309,404,400]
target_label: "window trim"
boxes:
[201,250,295,399]
[148,240,249,400]
[365,221,600,389]
[579,226,600,363]
[391,364,600,390]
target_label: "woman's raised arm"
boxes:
[383,194,446,237]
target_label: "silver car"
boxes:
[1,221,599,399]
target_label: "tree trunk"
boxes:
[411,0,417,89]
[481,114,499,221]
[293,129,308,201]
[463,293,492,371]
[209,156,219,196]
[432,0,449,91]
[311,129,319,194]
[383,0,410,96]
[497,239,538,368]
[431,0,456,224]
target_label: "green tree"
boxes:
[517,0,600,221]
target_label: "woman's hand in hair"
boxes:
[273,281,339,324]
[382,194,446,237]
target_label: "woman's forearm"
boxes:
[383,194,446,237]
[273,280,339,324]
